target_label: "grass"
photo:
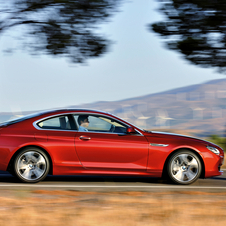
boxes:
[206,134,226,151]
[0,190,226,225]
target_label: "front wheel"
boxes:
[13,147,50,183]
[167,150,202,185]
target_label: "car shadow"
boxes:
[44,174,226,184]
[0,174,17,183]
[0,173,166,184]
[209,176,226,181]
[44,175,166,184]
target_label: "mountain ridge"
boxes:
[1,78,226,137]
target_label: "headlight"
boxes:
[207,146,220,155]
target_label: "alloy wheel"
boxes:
[167,151,201,185]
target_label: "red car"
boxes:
[0,109,224,184]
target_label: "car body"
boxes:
[0,109,224,184]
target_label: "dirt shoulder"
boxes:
[0,189,226,226]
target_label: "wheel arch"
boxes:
[162,148,205,179]
[7,145,53,175]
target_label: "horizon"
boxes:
[0,77,225,114]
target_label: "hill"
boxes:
[69,78,226,136]
[1,78,226,137]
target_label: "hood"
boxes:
[143,130,220,148]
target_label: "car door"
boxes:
[36,115,82,169]
[74,114,149,171]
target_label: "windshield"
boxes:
[109,114,144,132]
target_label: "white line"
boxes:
[0,184,225,189]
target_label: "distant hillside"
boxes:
[1,78,226,137]
[68,78,226,136]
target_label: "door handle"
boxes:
[79,136,91,141]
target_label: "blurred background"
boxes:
[0,2,226,225]
[0,0,226,149]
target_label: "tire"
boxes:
[13,147,50,183]
[167,150,202,185]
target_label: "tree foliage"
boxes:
[0,0,120,63]
[151,0,226,73]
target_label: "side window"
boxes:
[73,114,128,133]
[37,115,71,130]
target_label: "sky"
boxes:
[0,0,225,113]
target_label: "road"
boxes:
[0,170,225,192]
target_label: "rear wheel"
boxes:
[167,150,202,185]
[14,147,50,183]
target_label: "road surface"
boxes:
[0,170,225,192]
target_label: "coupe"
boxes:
[0,109,224,184]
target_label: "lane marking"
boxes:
[0,184,225,189]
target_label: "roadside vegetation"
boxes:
[0,189,226,226]
[206,135,226,151]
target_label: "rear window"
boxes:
[37,115,71,130]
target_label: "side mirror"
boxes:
[126,127,136,134]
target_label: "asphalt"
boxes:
[0,171,225,192]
